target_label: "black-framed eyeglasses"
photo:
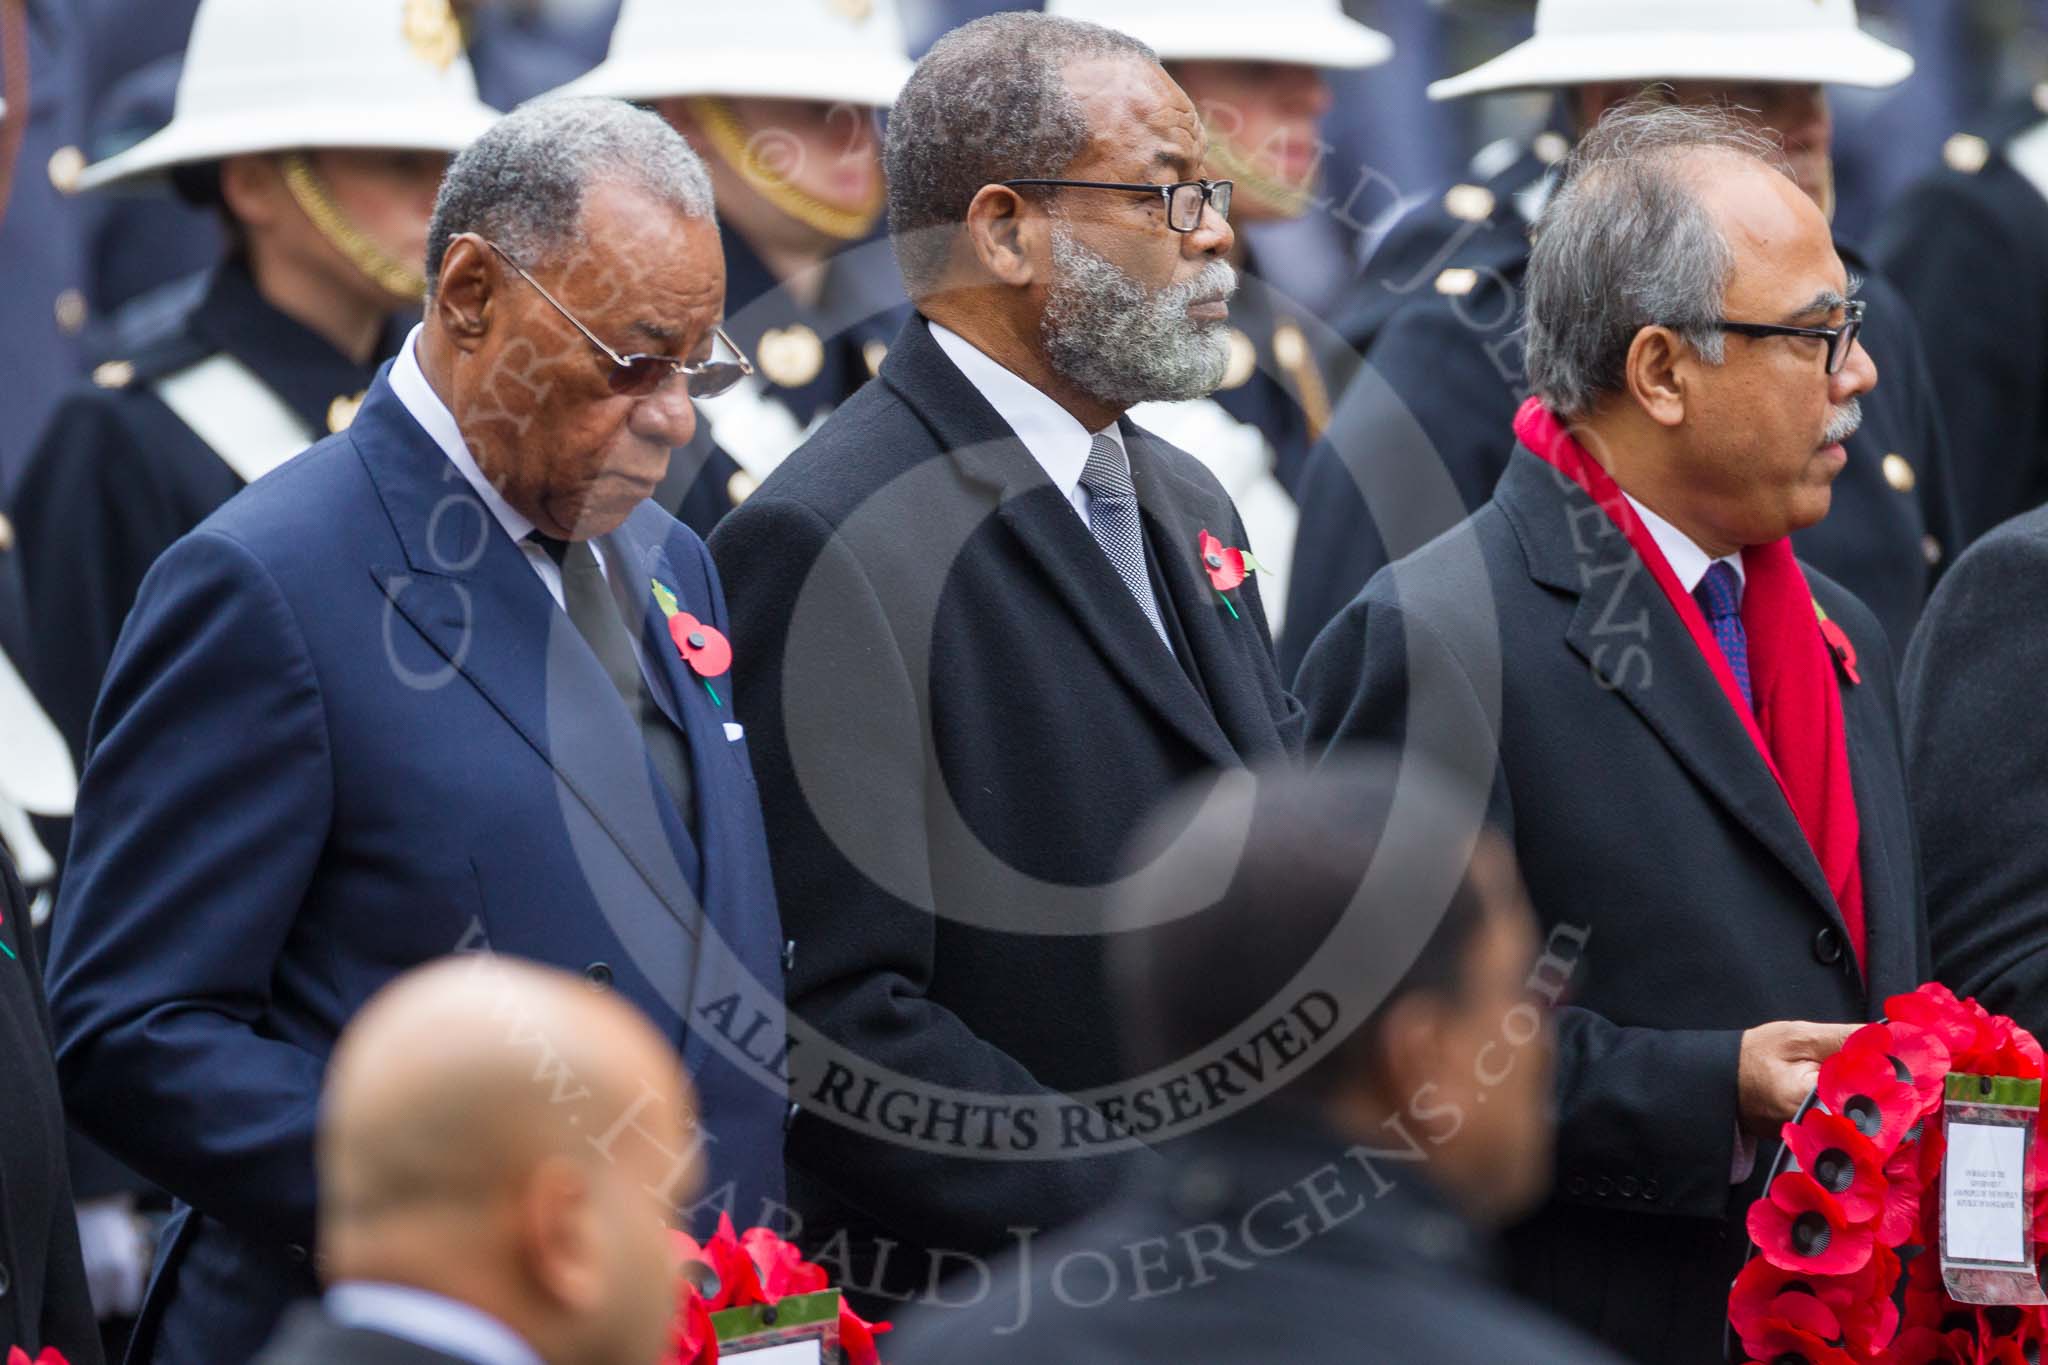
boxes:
[483,239,754,399]
[1716,298,1866,375]
[998,178,1233,233]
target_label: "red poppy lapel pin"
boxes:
[652,580,733,707]
[1813,599,1861,686]
[1198,529,1263,620]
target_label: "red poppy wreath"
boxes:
[1729,983,2048,1363]
[665,1214,890,1365]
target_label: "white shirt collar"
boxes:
[1622,492,1745,596]
[389,324,535,548]
[325,1282,543,1365]
[927,320,1123,504]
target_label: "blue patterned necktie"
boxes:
[1693,560,1752,710]
[1079,433,1172,649]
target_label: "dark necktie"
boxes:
[1078,433,1171,650]
[533,534,695,830]
[1694,561,1753,710]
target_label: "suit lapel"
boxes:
[882,319,1240,768]
[355,376,705,942]
[1498,452,1852,947]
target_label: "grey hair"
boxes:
[884,11,1155,295]
[1522,98,1794,417]
[425,96,714,293]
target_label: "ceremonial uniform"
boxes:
[1285,136,1961,677]
[565,0,914,540]
[665,225,907,535]
[1875,101,2048,543]
[13,260,410,783]
[0,0,92,490]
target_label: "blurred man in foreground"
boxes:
[894,756,1626,1363]
[256,956,692,1365]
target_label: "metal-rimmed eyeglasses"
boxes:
[483,239,754,399]
[997,178,1234,233]
[1715,298,1866,375]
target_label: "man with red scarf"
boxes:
[1296,99,1928,1365]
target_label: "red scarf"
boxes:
[1514,398,1865,969]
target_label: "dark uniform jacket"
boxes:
[891,1112,1631,1365]
[709,316,1303,1308]
[1294,447,1929,1365]
[0,848,103,1365]
[13,258,407,780]
[1283,143,1962,678]
[0,0,91,491]
[660,226,907,537]
[1901,505,2048,1038]
[1877,111,2048,543]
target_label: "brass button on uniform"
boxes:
[93,359,135,389]
[0,512,14,553]
[1218,327,1256,390]
[727,469,760,506]
[1882,453,1916,493]
[1533,132,1571,166]
[328,391,365,433]
[862,338,888,378]
[54,288,88,335]
[1443,183,1496,223]
[48,146,85,195]
[757,324,824,388]
[1271,321,1308,371]
[1944,133,1990,175]
[1435,267,1478,297]
[1923,534,1944,567]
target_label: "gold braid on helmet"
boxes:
[1202,132,1314,220]
[687,96,884,242]
[280,153,428,301]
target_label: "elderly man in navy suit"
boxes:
[47,97,788,1365]
[1297,101,1928,1364]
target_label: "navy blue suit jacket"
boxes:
[47,373,788,1365]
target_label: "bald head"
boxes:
[319,957,695,1365]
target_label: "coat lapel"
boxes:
[1125,422,1288,765]
[354,375,705,942]
[880,319,1240,768]
[1497,451,1853,949]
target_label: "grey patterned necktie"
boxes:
[533,534,695,831]
[1079,433,1171,649]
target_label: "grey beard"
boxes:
[1823,397,1861,446]
[1040,224,1238,407]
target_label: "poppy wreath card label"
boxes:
[652,580,734,708]
[1198,529,1263,620]
[1729,983,2048,1364]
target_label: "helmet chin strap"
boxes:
[687,96,885,242]
[1202,131,1314,220]
[280,152,428,301]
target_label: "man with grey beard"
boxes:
[710,9,1302,1318]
